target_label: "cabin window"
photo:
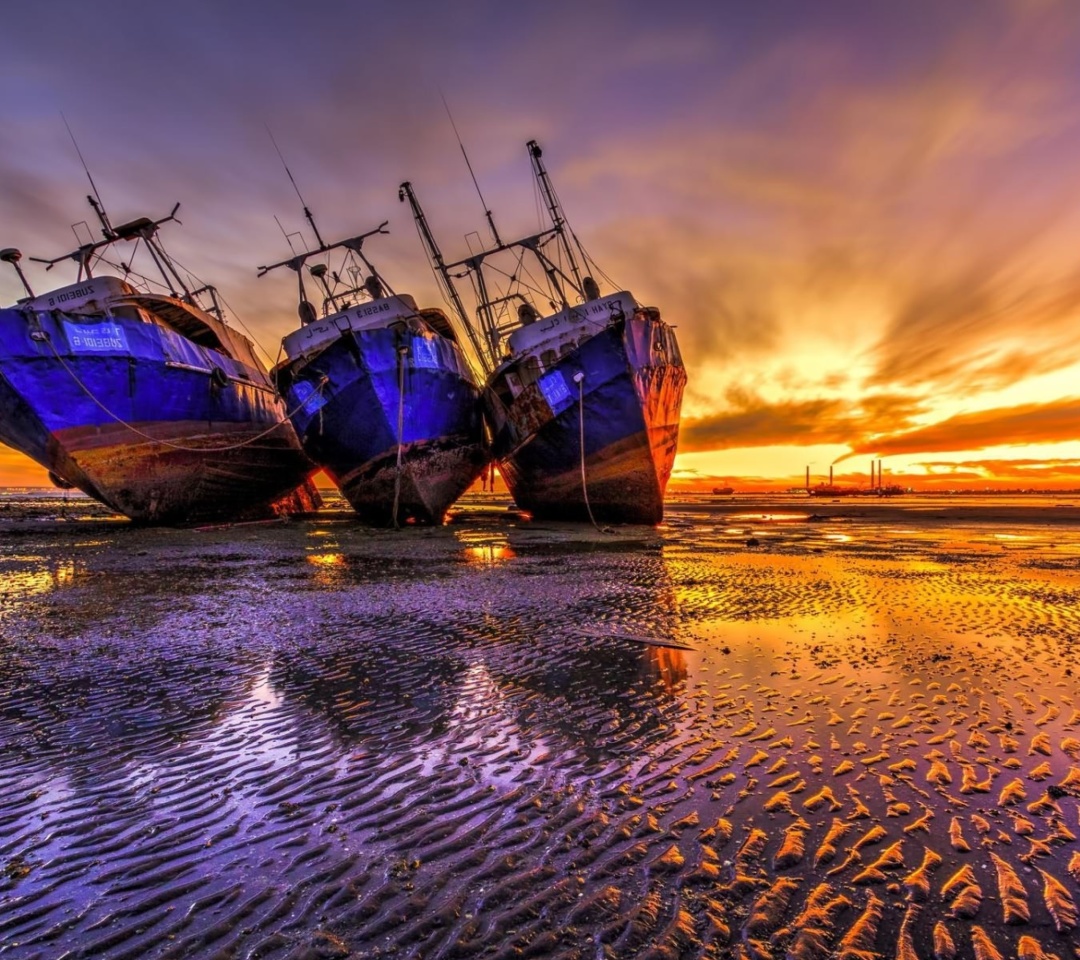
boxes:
[540,349,558,369]
[519,356,541,387]
[110,305,144,324]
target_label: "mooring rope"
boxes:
[392,347,407,529]
[42,329,326,454]
[576,373,602,532]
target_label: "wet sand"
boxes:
[2,492,1079,959]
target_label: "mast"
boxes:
[403,142,600,366]
[398,181,491,373]
[527,140,584,296]
[261,149,399,323]
[256,221,391,324]
[29,201,190,297]
[113,208,194,301]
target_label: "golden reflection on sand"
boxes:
[455,529,516,565]
[305,551,347,587]
[3,496,1080,959]
[306,552,345,566]
[1,559,77,597]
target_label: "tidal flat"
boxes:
[1,492,1079,960]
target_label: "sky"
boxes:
[3,0,1080,492]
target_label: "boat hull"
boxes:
[485,312,685,524]
[277,326,487,526]
[0,307,318,523]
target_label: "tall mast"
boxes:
[29,201,190,298]
[398,181,491,373]
[527,140,584,296]
[264,146,399,321]
[268,127,327,250]
[257,223,389,283]
[403,144,598,367]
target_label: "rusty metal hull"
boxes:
[49,420,319,523]
[337,437,489,526]
[485,312,685,524]
[276,325,487,526]
[0,305,319,524]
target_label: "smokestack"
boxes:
[870,459,874,490]
[829,465,833,485]
[805,466,809,492]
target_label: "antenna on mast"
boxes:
[62,113,114,239]
[440,93,501,247]
[527,140,586,297]
[267,126,326,250]
[274,215,303,257]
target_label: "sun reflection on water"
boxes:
[305,551,347,587]
[455,530,516,566]
[307,553,345,567]
[0,560,78,597]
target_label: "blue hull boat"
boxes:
[0,276,318,523]
[274,295,486,526]
[485,296,684,524]
[400,139,686,525]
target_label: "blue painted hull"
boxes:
[0,307,317,523]
[276,326,487,525]
[485,313,685,524]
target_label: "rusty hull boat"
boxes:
[483,291,684,524]
[0,209,318,524]
[262,221,487,526]
[401,141,685,524]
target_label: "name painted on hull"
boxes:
[49,285,95,307]
[63,322,129,353]
[411,337,439,369]
[356,301,392,320]
[538,370,574,414]
[292,379,328,413]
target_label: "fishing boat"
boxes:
[400,141,686,524]
[261,212,487,526]
[0,202,319,524]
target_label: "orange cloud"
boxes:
[847,397,1080,458]
[680,390,928,453]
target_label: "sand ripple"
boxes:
[1,495,1079,958]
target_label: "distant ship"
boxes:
[262,215,487,526]
[0,203,318,524]
[400,141,686,525]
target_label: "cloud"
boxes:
[845,397,1080,457]
[679,389,928,453]
[6,1,1080,487]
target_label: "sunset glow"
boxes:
[4,2,1080,492]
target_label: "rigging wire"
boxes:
[162,247,278,369]
[440,92,500,245]
[576,375,602,532]
[91,255,169,295]
[392,349,407,529]
[61,113,111,235]
[274,215,302,257]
